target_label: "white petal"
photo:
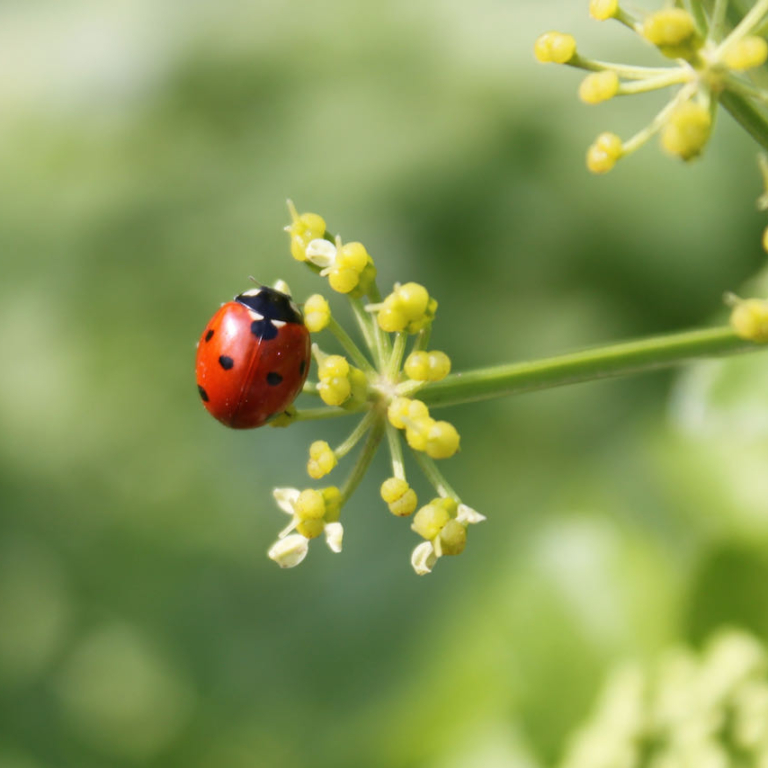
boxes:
[268,534,309,568]
[324,522,344,553]
[411,541,438,576]
[273,487,300,515]
[457,504,486,525]
[305,238,337,268]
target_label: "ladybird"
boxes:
[195,286,311,428]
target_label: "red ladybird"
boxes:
[196,286,311,428]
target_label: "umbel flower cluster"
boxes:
[535,0,768,173]
[266,202,485,575]
[560,628,768,768]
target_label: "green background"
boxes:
[2,1,768,766]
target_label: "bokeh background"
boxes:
[2,1,768,766]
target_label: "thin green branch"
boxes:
[568,55,681,80]
[413,452,460,501]
[719,89,768,151]
[328,315,375,372]
[291,405,366,422]
[710,0,730,40]
[388,332,408,379]
[716,0,768,54]
[340,419,385,504]
[385,422,407,481]
[417,326,764,409]
[335,411,377,458]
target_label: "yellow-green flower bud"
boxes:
[641,9,700,58]
[378,303,407,333]
[321,486,342,521]
[286,201,326,262]
[404,350,451,382]
[396,283,429,321]
[337,242,370,273]
[347,367,369,404]
[328,266,360,294]
[730,298,768,342]
[661,102,711,161]
[411,501,451,540]
[296,518,324,539]
[439,519,467,556]
[405,417,435,452]
[387,397,430,429]
[381,478,418,517]
[295,489,326,520]
[307,441,337,479]
[424,420,461,459]
[304,294,330,333]
[351,261,377,299]
[586,132,623,174]
[722,36,768,71]
[589,0,618,21]
[318,376,351,406]
[318,355,349,380]
[533,31,577,64]
[578,71,619,105]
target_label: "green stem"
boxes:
[413,452,460,501]
[340,419,385,504]
[716,0,768,53]
[328,315,375,372]
[388,332,408,379]
[569,55,681,80]
[413,325,432,352]
[719,89,768,151]
[385,422,407,481]
[617,69,692,95]
[335,410,376,458]
[623,83,697,154]
[350,298,378,364]
[365,281,393,360]
[710,0,730,40]
[292,405,365,422]
[615,7,642,32]
[417,326,763,409]
[682,0,710,36]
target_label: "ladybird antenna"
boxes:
[247,276,265,287]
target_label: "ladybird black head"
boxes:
[236,287,303,325]
[250,318,279,341]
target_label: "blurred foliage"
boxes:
[2,1,768,767]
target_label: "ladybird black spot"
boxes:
[236,287,303,324]
[250,318,278,341]
[205,329,214,342]
[267,372,283,386]
[197,385,209,402]
[219,355,234,370]
[299,359,306,377]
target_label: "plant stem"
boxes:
[335,410,376,458]
[328,315,375,372]
[716,0,768,54]
[340,419,385,504]
[720,89,768,151]
[710,0,730,40]
[569,55,681,80]
[385,422,407,481]
[413,452,460,501]
[417,326,763,409]
[292,405,365,422]
[617,69,692,95]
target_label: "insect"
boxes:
[195,286,311,428]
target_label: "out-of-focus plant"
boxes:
[559,628,768,768]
